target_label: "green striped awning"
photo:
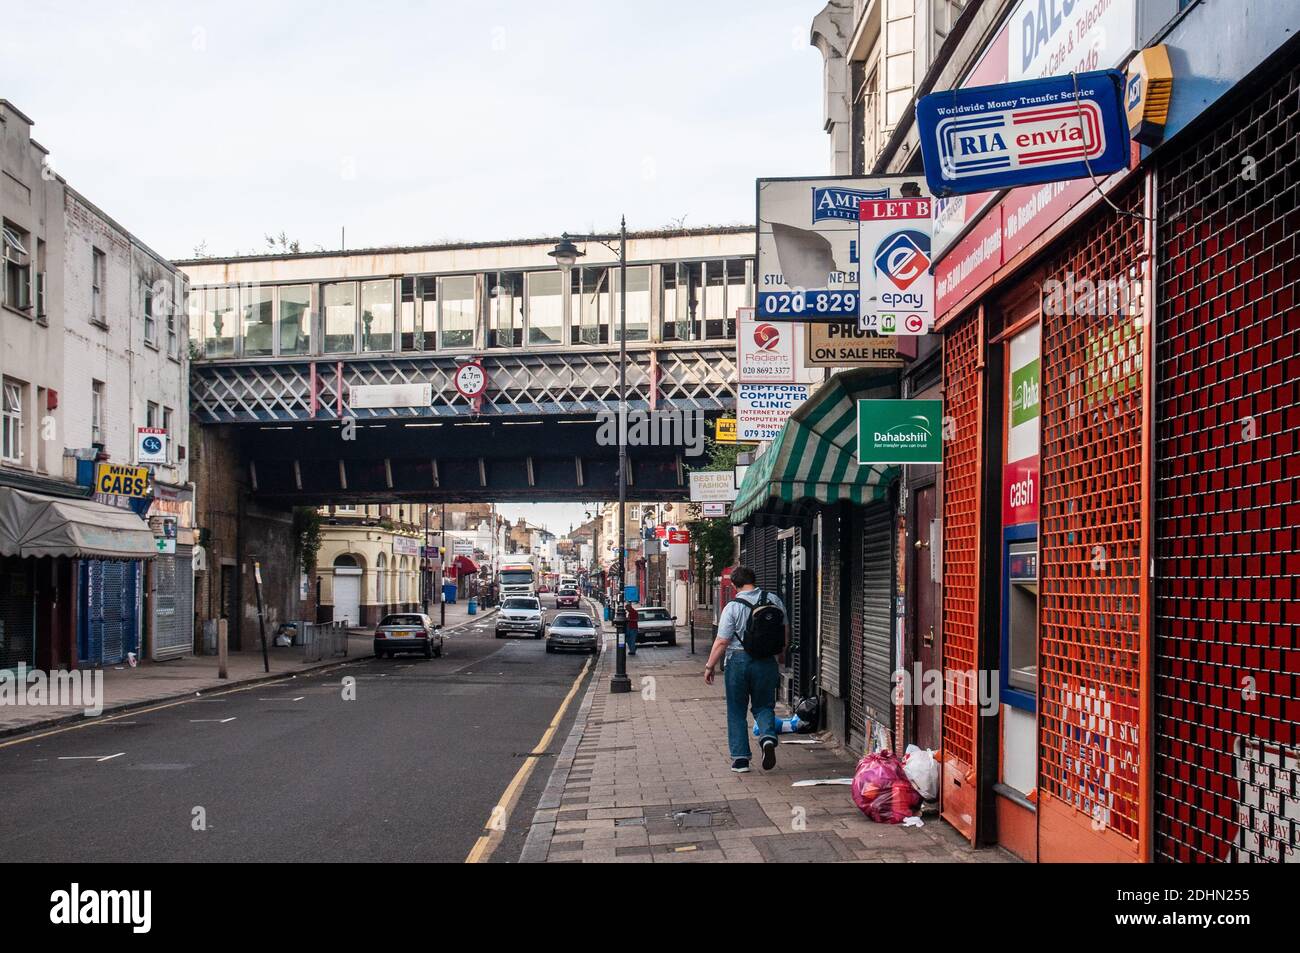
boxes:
[731,370,900,524]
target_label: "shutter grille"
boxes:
[860,501,894,726]
[820,506,843,697]
[153,549,194,659]
[0,559,35,670]
[1154,55,1300,863]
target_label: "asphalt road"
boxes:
[0,603,598,863]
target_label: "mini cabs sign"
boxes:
[95,463,151,499]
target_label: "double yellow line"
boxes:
[464,652,594,863]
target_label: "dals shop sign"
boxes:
[916,70,1129,196]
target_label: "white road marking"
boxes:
[189,717,237,724]
[58,752,125,763]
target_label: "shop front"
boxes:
[732,369,900,747]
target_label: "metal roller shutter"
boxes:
[83,560,139,666]
[820,506,843,697]
[0,559,35,671]
[859,501,894,727]
[848,506,867,749]
[153,549,194,660]
[1154,56,1300,863]
[940,310,983,841]
[1038,183,1146,859]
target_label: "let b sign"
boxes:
[859,198,934,336]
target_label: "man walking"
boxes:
[704,567,788,773]
[625,602,639,656]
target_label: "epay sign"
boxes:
[856,400,943,465]
[859,198,935,336]
[916,70,1129,196]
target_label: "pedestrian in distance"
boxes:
[704,566,789,773]
[625,602,639,656]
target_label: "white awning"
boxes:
[0,487,156,560]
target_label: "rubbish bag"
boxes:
[902,745,940,801]
[792,695,819,732]
[850,750,921,824]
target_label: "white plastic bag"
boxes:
[902,744,939,801]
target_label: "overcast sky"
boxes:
[3,2,828,532]
[2,1,827,260]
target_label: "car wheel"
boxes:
[545,645,555,654]
[668,636,677,647]
[495,630,504,639]
[434,644,443,658]
[534,631,542,639]
[374,649,385,659]
[423,643,433,659]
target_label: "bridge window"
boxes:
[662,262,700,341]
[400,276,436,351]
[323,282,357,353]
[527,270,564,346]
[278,285,311,355]
[488,271,523,348]
[439,275,475,349]
[703,259,748,339]
[573,266,610,346]
[361,279,395,352]
[242,285,274,356]
[614,266,651,342]
[202,287,237,357]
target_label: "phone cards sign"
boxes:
[737,384,811,442]
[859,198,935,336]
[756,176,929,322]
[916,70,1130,196]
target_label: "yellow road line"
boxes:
[465,653,594,864]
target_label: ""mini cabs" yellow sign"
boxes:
[95,463,151,499]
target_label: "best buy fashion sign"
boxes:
[856,399,943,465]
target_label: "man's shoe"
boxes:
[761,738,777,771]
[730,758,750,773]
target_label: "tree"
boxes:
[685,436,740,585]
[265,231,302,254]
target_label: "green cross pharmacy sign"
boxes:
[856,399,943,465]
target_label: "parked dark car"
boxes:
[374,613,443,659]
[632,606,678,646]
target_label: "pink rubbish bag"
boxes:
[850,750,922,824]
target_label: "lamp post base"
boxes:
[609,673,632,693]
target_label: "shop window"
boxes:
[663,262,701,341]
[572,266,610,345]
[439,275,476,349]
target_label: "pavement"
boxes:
[519,613,1013,863]
[0,601,591,862]
[0,600,494,738]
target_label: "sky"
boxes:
[1,0,829,260]
[2,1,829,534]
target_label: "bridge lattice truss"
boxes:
[191,344,738,424]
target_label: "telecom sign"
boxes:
[856,399,943,465]
[916,70,1130,196]
[859,198,935,336]
[756,175,930,322]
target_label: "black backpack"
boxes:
[730,590,785,659]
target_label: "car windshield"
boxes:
[559,588,578,595]
[504,598,539,610]
[638,609,669,620]
[501,571,533,583]
[379,615,424,626]
[553,616,592,628]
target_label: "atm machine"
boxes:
[998,530,1039,806]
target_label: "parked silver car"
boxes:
[632,606,678,646]
[495,596,543,639]
[374,613,443,659]
[546,613,600,654]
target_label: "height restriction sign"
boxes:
[858,198,934,336]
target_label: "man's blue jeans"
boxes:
[626,626,637,655]
[724,650,779,760]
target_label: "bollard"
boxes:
[218,618,229,679]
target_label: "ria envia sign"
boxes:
[916,70,1129,196]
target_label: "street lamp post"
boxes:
[550,221,632,694]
